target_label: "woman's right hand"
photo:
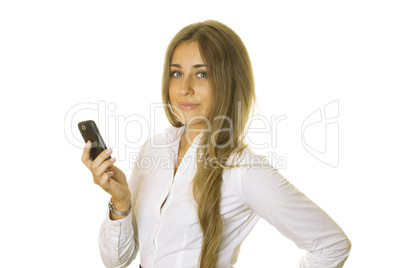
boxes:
[81,141,131,215]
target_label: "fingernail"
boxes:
[106,148,112,154]
[110,157,116,162]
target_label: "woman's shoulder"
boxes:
[226,145,270,168]
[137,125,182,155]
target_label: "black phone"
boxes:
[78,120,111,160]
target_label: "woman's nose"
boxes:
[179,76,193,95]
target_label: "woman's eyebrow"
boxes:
[170,64,182,68]
[193,64,208,68]
[170,64,208,68]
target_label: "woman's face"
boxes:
[168,41,213,130]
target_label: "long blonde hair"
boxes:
[161,20,256,268]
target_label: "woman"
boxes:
[82,20,351,268]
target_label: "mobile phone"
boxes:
[78,120,111,160]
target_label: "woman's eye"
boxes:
[196,72,208,78]
[171,71,183,78]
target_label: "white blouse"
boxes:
[98,125,351,268]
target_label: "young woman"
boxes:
[82,20,351,268]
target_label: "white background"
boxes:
[1,1,401,267]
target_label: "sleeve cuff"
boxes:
[102,206,133,235]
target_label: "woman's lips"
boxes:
[179,103,199,110]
